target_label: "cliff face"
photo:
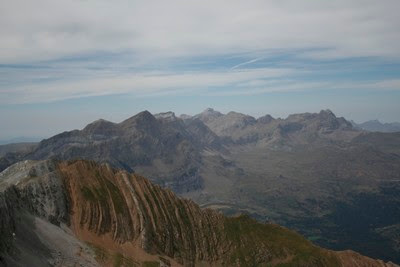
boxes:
[0,160,398,266]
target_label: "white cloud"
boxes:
[0,0,399,63]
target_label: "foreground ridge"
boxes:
[0,159,398,266]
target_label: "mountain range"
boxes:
[1,108,399,263]
[351,120,400,133]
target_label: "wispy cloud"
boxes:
[0,67,296,104]
[3,64,399,104]
[205,79,400,97]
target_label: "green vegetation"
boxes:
[113,253,123,267]
[81,186,96,202]
[111,252,137,267]
[104,178,125,214]
[87,243,137,267]
[307,235,322,242]
[142,261,159,267]
[223,215,340,266]
[80,170,126,214]
[87,242,109,262]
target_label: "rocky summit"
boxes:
[0,159,398,267]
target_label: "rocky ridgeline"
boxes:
[190,109,357,146]
[0,159,398,266]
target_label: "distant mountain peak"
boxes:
[201,108,223,116]
[154,111,177,121]
[226,111,246,116]
[134,110,154,119]
[225,111,256,124]
[257,114,275,124]
[84,118,113,126]
[319,109,336,117]
[353,119,400,132]
[179,114,192,120]
[119,110,158,132]
[120,110,155,124]
[194,108,223,124]
[204,107,217,113]
[82,118,116,135]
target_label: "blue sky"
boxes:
[0,0,400,140]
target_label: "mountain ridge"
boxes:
[351,119,400,133]
[0,159,398,266]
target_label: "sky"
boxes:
[1,0,400,141]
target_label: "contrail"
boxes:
[230,57,264,70]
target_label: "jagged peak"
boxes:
[286,110,336,121]
[257,114,275,124]
[133,110,154,119]
[193,108,223,124]
[203,107,217,113]
[200,108,223,116]
[179,114,192,120]
[154,111,177,121]
[319,109,336,118]
[283,110,354,132]
[83,118,116,132]
[91,118,110,123]
[226,111,254,119]
[85,118,114,126]
[222,112,257,126]
[119,110,156,126]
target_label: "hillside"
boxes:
[0,160,397,266]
